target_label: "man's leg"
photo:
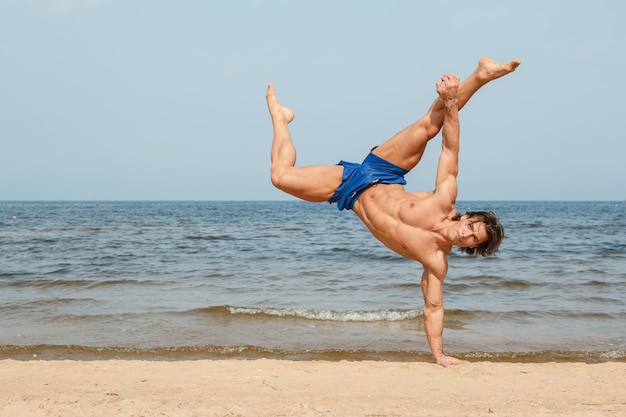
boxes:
[267,83,343,202]
[373,58,521,170]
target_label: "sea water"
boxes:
[1,200,625,362]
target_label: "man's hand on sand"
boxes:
[437,354,469,368]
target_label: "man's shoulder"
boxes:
[396,222,451,273]
[419,247,450,279]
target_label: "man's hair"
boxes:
[451,211,504,257]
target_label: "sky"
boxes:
[1,0,625,201]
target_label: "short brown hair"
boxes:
[452,211,504,256]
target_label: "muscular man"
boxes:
[266,57,521,367]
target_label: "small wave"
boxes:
[227,306,421,322]
[0,344,428,361]
[86,279,161,289]
[0,272,35,280]
[185,235,237,241]
[196,306,617,322]
[44,268,71,276]
[31,279,95,288]
[451,275,536,290]
[21,297,100,307]
[582,280,619,287]
[0,278,154,289]
[463,350,626,363]
[188,305,422,322]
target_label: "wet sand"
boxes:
[1,359,625,416]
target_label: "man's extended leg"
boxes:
[373,58,521,170]
[267,83,343,202]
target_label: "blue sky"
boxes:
[1,0,624,201]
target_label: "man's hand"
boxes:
[436,354,469,368]
[436,74,460,103]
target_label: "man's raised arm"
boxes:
[422,74,467,367]
[433,74,461,203]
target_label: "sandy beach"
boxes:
[1,359,625,417]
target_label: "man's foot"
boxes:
[266,83,295,124]
[475,58,521,82]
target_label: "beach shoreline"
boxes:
[2,359,625,417]
[4,343,625,363]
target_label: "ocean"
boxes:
[1,200,625,362]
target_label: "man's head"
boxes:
[451,211,504,257]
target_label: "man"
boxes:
[266,57,521,367]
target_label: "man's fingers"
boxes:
[437,355,469,367]
[437,74,459,91]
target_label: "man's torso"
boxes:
[353,183,456,273]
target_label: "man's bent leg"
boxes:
[373,58,521,170]
[267,84,343,202]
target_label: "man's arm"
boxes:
[421,266,468,367]
[433,74,461,204]
[420,75,466,367]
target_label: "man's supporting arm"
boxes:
[421,269,445,361]
[421,75,467,367]
[433,75,461,202]
[421,268,468,367]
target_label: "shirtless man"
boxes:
[266,57,521,367]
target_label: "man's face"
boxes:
[454,216,488,248]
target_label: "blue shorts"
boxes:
[328,152,408,211]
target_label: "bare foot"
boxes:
[266,83,294,124]
[475,58,522,82]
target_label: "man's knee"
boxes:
[270,167,311,200]
[420,119,441,140]
[426,124,441,139]
[270,166,288,190]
